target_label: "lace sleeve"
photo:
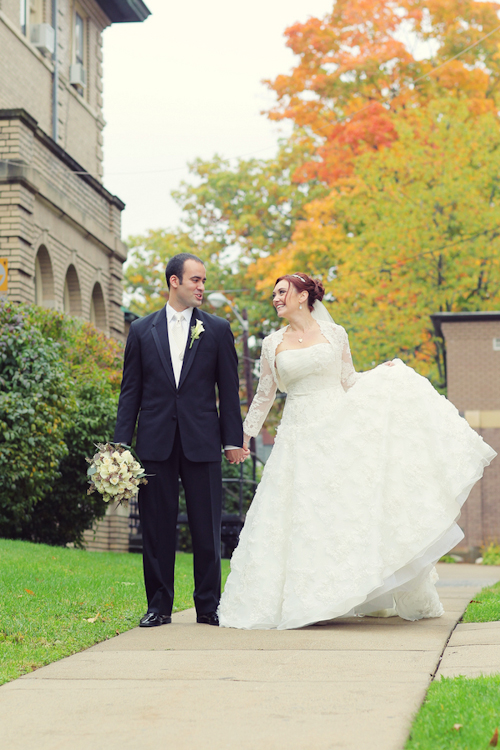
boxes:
[341,329,363,391]
[243,341,278,438]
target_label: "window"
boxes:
[20,0,27,35]
[20,0,43,39]
[70,8,87,93]
[34,246,55,308]
[75,12,84,65]
[63,265,82,316]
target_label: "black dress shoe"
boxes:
[139,612,172,627]
[196,611,219,626]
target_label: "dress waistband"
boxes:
[285,384,344,400]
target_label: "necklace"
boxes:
[288,323,314,345]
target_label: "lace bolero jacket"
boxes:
[243,319,362,438]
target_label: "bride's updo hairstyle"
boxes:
[276,273,325,311]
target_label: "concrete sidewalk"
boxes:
[1,564,499,750]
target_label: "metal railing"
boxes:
[128,462,259,558]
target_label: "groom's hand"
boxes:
[224,448,247,464]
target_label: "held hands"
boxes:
[383,360,396,367]
[225,434,251,464]
[225,447,249,465]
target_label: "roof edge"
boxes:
[431,311,500,339]
[96,0,151,23]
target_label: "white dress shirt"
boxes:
[165,303,240,452]
[166,303,193,387]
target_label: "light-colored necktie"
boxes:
[170,313,185,361]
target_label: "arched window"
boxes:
[63,264,82,316]
[34,246,55,307]
[89,282,106,331]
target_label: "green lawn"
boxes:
[406,574,500,749]
[406,675,500,749]
[0,538,230,685]
[462,579,500,623]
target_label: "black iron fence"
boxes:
[128,462,259,558]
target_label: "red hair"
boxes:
[275,273,325,311]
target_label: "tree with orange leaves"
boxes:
[266,0,500,183]
[124,0,500,386]
[253,99,500,382]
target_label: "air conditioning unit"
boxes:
[30,24,55,56]
[70,63,87,88]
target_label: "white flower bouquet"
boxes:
[86,442,148,505]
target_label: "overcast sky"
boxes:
[101,0,334,240]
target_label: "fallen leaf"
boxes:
[24,589,34,595]
[453,724,463,731]
[490,728,498,746]
[115,630,120,636]
[470,600,483,604]
[85,612,100,623]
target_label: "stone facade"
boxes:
[0,0,150,338]
[432,312,500,556]
[83,501,130,553]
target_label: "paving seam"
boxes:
[88,648,437,652]
[430,596,472,683]
[13,677,435,683]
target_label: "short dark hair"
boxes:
[165,253,204,289]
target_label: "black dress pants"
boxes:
[139,430,222,616]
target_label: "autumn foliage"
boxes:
[125,0,500,385]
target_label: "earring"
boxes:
[299,304,302,310]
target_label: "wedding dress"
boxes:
[218,319,496,630]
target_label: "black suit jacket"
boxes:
[114,306,243,462]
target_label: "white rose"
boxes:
[109,475,120,485]
[112,451,122,460]
[99,467,110,479]
[102,456,113,467]
[121,450,133,462]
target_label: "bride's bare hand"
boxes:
[383,360,396,367]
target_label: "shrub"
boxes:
[0,302,124,546]
[0,303,72,535]
[481,542,500,565]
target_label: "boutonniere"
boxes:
[189,319,205,348]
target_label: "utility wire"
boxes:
[336,225,500,282]
[2,22,500,181]
[318,23,500,130]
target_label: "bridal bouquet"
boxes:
[86,442,148,505]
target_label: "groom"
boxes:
[114,253,246,627]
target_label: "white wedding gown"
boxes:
[218,320,496,630]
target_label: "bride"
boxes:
[218,272,496,630]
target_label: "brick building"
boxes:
[432,311,500,556]
[0,0,150,338]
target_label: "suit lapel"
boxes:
[178,309,203,390]
[151,307,176,390]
